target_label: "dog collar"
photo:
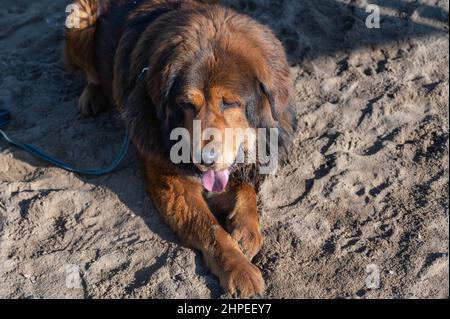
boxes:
[138,66,149,81]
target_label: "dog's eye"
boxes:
[221,99,241,111]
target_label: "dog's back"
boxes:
[64,0,217,114]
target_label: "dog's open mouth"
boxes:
[199,145,245,193]
[201,169,230,193]
[201,160,241,193]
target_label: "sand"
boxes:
[0,0,448,299]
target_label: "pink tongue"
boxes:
[201,169,230,193]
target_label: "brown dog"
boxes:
[64,0,295,297]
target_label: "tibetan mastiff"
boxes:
[64,0,295,297]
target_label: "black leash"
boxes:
[0,108,130,176]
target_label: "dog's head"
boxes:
[129,7,293,192]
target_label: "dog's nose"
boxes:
[202,148,219,166]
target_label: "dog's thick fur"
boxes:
[65,0,295,297]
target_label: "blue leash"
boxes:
[0,108,131,176]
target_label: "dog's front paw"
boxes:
[227,216,263,260]
[220,255,265,298]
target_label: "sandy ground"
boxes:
[0,0,448,299]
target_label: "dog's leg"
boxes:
[64,0,110,117]
[78,83,109,117]
[208,183,263,260]
[225,183,263,260]
[143,158,264,298]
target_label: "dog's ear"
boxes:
[144,57,185,151]
[120,79,163,155]
[249,23,292,125]
[142,33,186,120]
[251,73,291,129]
[259,81,279,122]
[144,63,176,120]
[257,57,291,121]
